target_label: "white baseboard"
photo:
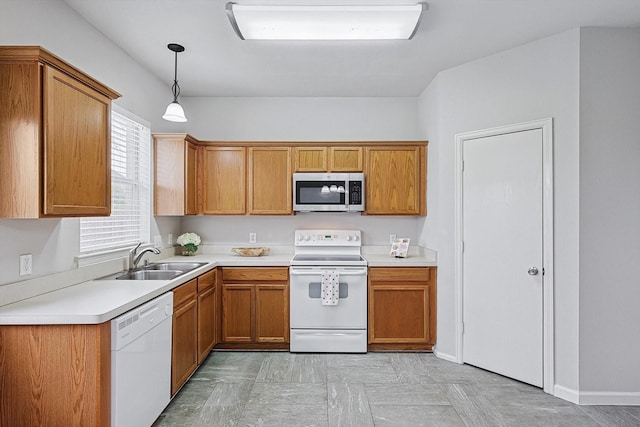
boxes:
[578,391,640,406]
[554,385,580,404]
[554,385,640,405]
[433,348,459,364]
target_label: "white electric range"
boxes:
[289,230,368,353]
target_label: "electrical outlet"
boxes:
[389,234,397,244]
[154,235,162,247]
[249,232,257,244]
[19,254,32,276]
[167,233,173,246]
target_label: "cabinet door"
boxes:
[329,146,363,172]
[43,66,111,216]
[369,283,430,344]
[294,147,327,172]
[248,147,292,214]
[202,147,246,214]
[222,285,255,342]
[172,280,198,395]
[256,284,289,343]
[365,146,426,215]
[197,270,216,363]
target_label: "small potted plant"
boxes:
[176,232,201,256]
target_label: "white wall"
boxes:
[417,76,441,250]
[0,0,181,287]
[418,30,582,392]
[182,97,420,141]
[578,27,640,395]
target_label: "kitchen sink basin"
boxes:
[143,262,207,272]
[116,270,184,280]
[98,261,208,281]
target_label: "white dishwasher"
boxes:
[111,292,173,427]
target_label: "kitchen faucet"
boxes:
[129,242,161,269]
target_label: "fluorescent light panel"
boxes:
[226,3,426,40]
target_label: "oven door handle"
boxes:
[290,269,368,276]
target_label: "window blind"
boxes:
[80,107,151,253]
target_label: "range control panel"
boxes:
[294,229,361,246]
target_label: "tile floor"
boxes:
[153,351,640,427]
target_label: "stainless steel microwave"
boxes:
[293,173,365,212]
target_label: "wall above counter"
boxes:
[153,134,428,217]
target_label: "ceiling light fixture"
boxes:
[225,3,427,41]
[162,43,187,122]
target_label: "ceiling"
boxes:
[63,0,640,98]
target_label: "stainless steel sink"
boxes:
[98,261,208,281]
[143,262,207,272]
[116,270,184,280]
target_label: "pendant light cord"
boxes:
[171,50,180,102]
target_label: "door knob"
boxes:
[528,267,539,276]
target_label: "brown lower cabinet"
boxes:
[0,323,111,427]
[368,267,437,351]
[172,268,218,396]
[219,267,289,349]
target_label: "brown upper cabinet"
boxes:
[0,46,120,218]
[293,146,363,172]
[201,146,247,214]
[152,138,427,216]
[154,134,198,216]
[248,147,292,214]
[364,145,426,215]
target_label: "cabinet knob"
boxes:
[528,267,539,276]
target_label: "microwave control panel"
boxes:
[349,181,362,204]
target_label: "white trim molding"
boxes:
[454,118,555,395]
[554,385,640,406]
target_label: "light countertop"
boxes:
[0,245,436,326]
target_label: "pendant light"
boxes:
[162,43,187,122]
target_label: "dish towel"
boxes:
[321,270,340,306]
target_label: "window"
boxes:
[80,106,151,253]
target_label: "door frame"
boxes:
[454,118,554,394]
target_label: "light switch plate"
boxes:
[167,233,173,246]
[249,232,257,244]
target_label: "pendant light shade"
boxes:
[162,43,187,122]
[163,101,187,123]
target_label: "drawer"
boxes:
[197,269,216,293]
[173,279,197,308]
[222,267,289,282]
[368,267,432,282]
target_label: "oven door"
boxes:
[289,266,367,329]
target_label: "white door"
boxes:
[462,128,543,387]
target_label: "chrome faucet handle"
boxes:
[128,242,143,270]
[130,242,142,255]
